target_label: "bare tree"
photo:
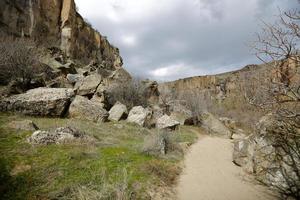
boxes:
[0,37,41,92]
[249,3,300,199]
[249,5,300,115]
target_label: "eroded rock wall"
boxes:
[0,0,122,67]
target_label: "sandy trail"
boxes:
[176,136,278,200]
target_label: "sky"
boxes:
[75,0,298,81]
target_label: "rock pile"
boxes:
[27,127,95,145]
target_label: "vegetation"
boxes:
[107,79,149,110]
[249,3,300,199]
[0,113,199,200]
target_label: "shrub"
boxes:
[0,38,41,90]
[107,79,149,110]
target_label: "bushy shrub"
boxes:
[107,79,149,110]
[0,38,41,90]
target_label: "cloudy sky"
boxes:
[75,0,298,81]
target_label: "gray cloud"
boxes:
[75,0,298,81]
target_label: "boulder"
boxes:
[0,88,75,117]
[8,120,39,131]
[68,95,108,122]
[27,127,95,145]
[46,76,73,88]
[199,112,232,138]
[156,115,180,130]
[108,102,128,121]
[75,74,102,96]
[66,74,84,84]
[127,106,152,127]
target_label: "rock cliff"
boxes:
[0,0,122,67]
[159,58,300,125]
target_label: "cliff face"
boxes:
[0,0,122,67]
[159,58,299,125]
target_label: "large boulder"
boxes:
[199,112,232,138]
[0,88,75,117]
[233,114,300,197]
[156,115,180,130]
[127,106,152,127]
[27,127,95,145]
[75,74,102,96]
[69,96,108,122]
[108,102,128,121]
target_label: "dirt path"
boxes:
[176,136,278,200]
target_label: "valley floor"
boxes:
[176,136,279,200]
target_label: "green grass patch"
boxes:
[0,113,199,199]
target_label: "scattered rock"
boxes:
[199,112,232,138]
[8,120,39,131]
[127,106,152,127]
[156,115,180,130]
[0,88,75,117]
[27,127,95,145]
[75,74,102,96]
[69,95,108,122]
[66,74,84,84]
[108,102,128,121]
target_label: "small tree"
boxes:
[0,38,40,91]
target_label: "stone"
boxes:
[67,74,84,84]
[108,102,128,121]
[142,133,167,156]
[170,112,193,125]
[127,106,152,127]
[27,127,95,145]
[156,115,180,130]
[46,76,73,88]
[199,112,232,138]
[68,95,108,122]
[8,120,39,131]
[75,74,102,96]
[57,62,77,75]
[0,88,75,117]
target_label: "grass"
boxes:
[0,113,199,200]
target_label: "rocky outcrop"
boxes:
[75,73,102,96]
[68,95,108,122]
[0,0,122,67]
[233,114,300,197]
[108,102,128,121]
[199,112,232,138]
[28,127,95,145]
[0,88,74,116]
